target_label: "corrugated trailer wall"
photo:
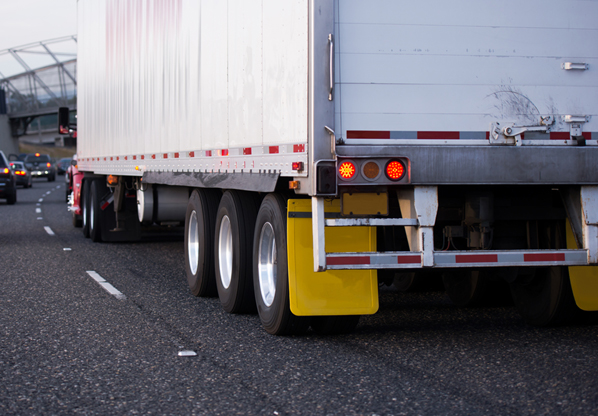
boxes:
[77,0,308,161]
[334,0,598,140]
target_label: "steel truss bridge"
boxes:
[0,36,77,137]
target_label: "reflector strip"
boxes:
[347,131,390,139]
[326,250,588,270]
[327,256,371,265]
[417,131,460,140]
[456,254,498,263]
[524,253,565,262]
[293,144,305,152]
[397,255,421,264]
[100,195,114,211]
[346,130,595,141]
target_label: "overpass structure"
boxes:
[0,36,77,138]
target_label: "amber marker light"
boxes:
[363,161,380,179]
[385,160,405,181]
[107,175,119,185]
[338,161,356,179]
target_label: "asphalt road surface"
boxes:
[1,179,597,415]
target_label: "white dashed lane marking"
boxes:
[86,271,127,300]
[44,226,55,236]
[36,208,41,214]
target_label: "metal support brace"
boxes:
[312,196,326,272]
[398,186,439,267]
[581,186,598,264]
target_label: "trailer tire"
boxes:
[253,194,311,335]
[185,189,220,297]
[442,270,491,307]
[89,180,104,242]
[82,180,91,237]
[510,221,579,326]
[510,266,579,326]
[214,190,260,313]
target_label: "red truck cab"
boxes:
[66,155,83,227]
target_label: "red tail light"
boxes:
[47,162,51,168]
[338,161,356,179]
[2,168,8,174]
[385,160,405,181]
[15,171,26,176]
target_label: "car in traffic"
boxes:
[24,153,56,181]
[9,161,32,188]
[0,150,17,204]
[56,157,72,175]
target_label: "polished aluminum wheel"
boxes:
[89,192,95,233]
[258,222,277,307]
[218,215,233,289]
[83,192,88,229]
[188,210,199,275]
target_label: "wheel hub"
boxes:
[258,222,277,307]
[188,210,199,275]
[218,215,233,289]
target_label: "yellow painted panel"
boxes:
[567,219,598,311]
[342,192,388,216]
[287,199,378,316]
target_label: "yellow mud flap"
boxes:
[287,199,378,316]
[567,219,598,311]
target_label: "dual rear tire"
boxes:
[183,191,359,335]
[81,178,105,242]
[252,194,311,335]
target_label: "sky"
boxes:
[0,0,78,51]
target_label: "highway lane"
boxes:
[1,179,597,415]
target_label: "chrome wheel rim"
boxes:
[188,210,199,275]
[218,215,233,289]
[83,193,88,228]
[89,192,94,232]
[258,222,277,307]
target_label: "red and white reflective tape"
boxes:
[346,130,595,141]
[435,250,588,267]
[100,194,114,211]
[326,249,589,270]
[79,143,307,163]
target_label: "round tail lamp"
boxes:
[338,161,356,180]
[385,160,405,181]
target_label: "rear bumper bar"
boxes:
[326,249,590,270]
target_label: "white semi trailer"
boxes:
[69,0,598,334]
